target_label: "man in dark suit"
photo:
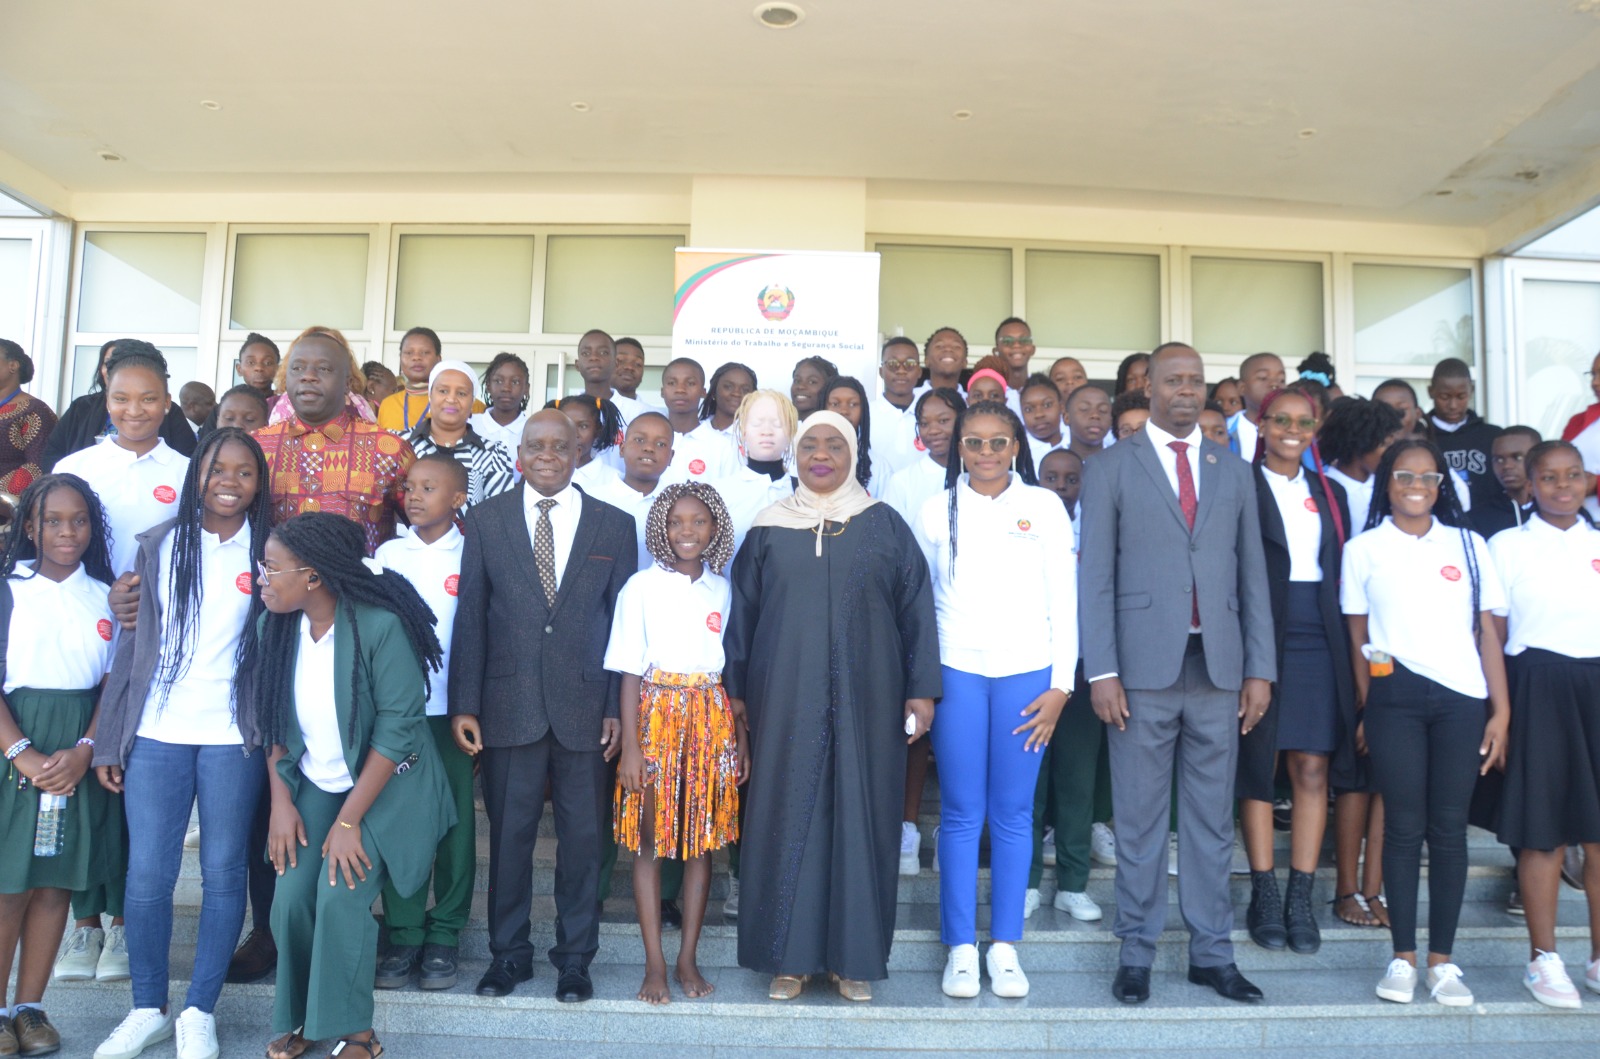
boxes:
[450,409,637,1002]
[1077,342,1276,1005]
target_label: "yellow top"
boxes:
[376,389,485,433]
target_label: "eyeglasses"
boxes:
[1391,470,1445,489]
[257,562,314,583]
[882,358,919,372]
[960,436,1014,454]
[1267,414,1317,432]
[996,336,1034,348]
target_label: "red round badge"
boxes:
[1441,566,1462,582]
[914,436,927,452]
[235,572,253,594]
[706,612,722,633]
[1303,497,1318,513]
[96,619,113,642]
[1591,558,1600,574]
[444,574,460,597]
[689,459,706,476]
[614,429,625,446]
[153,485,177,504]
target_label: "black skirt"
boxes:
[1496,649,1600,851]
[1237,582,1340,801]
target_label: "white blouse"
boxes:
[294,615,353,793]
[4,563,114,693]
[1263,467,1323,582]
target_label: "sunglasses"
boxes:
[1267,414,1317,432]
[882,358,919,372]
[1392,470,1445,489]
[960,436,1015,455]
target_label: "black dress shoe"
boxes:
[1187,962,1263,1002]
[1246,871,1287,950]
[660,899,683,931]
[375,944,421,989]
[418,944,459,991]
[556,965,594,1003]
[226,928,277,984]
[1111,964,1150,1004]
[475,959,533,997]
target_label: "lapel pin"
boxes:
[1205,453,1217,464]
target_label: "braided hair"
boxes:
[480,352,531,413]
[700,362,757,422]
[815,375,873,488]
[1366,438,1483,640]
[105,347,171,389]
[545,395,624,456]
[643,481,736,574]
[1317,396,1403,470]
[251,513,442,748]
[942,399,1037,579]
[914,386,967,457]
[151,428,273,716]
[2,473,115,586]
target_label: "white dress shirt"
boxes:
[1489,514,1600,658]
[1263,466,1323,581]
[669,421,741,483]
[1143,420,1204,501]
[604,564,731,676]
[54,437,190,576]
[881,456,950,527]
[294,615,353,793]
[137,524,254,745]
[1325,465,1374,535]
[869,394,921,479]
[373,526,463,716]
[913,477,1079,691]
[4,563,114,693]
[522,481,583,591]
[1341,516,1506,699]
[1232,412,1260,461]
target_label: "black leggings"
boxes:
[1364,662,1486,955]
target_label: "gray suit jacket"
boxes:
[1077,428,1275,692]
[449,484,638,751]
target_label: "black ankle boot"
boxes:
[1284,868,1321,954]
[1247,869,1287,950]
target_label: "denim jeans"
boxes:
[122,737,265,1013]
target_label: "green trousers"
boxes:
[381,715,475,947]
[1030,691,1110,891]
[271,784,388,1041]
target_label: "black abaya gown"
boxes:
[725,503,941,981]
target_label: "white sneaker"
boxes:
[94,1008,173,1059]
[899,821,921,875]
[174,1008,219,1059]
[183,825,201,849]
[1426,962,1474,1007]
[1090,822,1118,866]
[1376,957,1418,1003]
[986,941,1029,998]
[1041,827,1056,866]
[1525,951,1581,1009]
[1023,888,1041,919]
[723,876,740,920]
[97,923,131,981]
[931,825,941,874]
[1053,889,1103,922]
[1586,957,1600,995]
[1167,832,1179,877]
[54,925,104,981]
[942,943,980,998]
[1229,834,1252,876]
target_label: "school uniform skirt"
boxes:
[0,688,121,894]
[1237,584,1340,801]
[1496,649,1600,851]
[614,668,740,860]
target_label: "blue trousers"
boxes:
[122,737,265,1013]
[931,665,1049,946]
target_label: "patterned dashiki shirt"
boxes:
[254,413,415,555]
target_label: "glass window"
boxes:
[1190,257,1324,360]
[1354,264,1475,366]
[0,238,31,341]
[230,233,368,331]
[1519,278,1600,440]
[394,234,535,333]
[78,232,205,334]
[879,245,1011,354]
[543,235,681,336]
[1025,250,1160,350]
[72,343,199,398]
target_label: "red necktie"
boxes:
[1169,441,1200,626]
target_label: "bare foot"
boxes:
[675,959,714,999]
[639,963,671,1005]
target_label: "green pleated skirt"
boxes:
[0,687,121,894]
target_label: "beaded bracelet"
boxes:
[4,738,30,762]
[75,737,95,749]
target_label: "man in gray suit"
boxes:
[450,410,638,1002]
[1077,342,1275,1004]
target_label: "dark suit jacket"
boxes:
[449,484,637,751]
[1078,428,1275,692]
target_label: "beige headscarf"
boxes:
[752,410,878,555]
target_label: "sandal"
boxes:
[1332,892,1379,928]
[768,974,808,1000]
[829,972,872,1002]
[266,1030,312,1059]
[329,1035,383,1058]
[1362,891,1390,928]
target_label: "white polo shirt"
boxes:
[137,524,254,745]
[881,456,949,526]
[604,564,731,677]
[470,409,529,480]
[54,437,189,576]
[1341,516,1506,699]
[572,458,616,496]
[913,476,1079,690]
[294,615,353,793]
[4,563,114,693]
[1263,466,1323,581]
[713,464,794,559]
[1488,514,1600,658]
[669,421,740,483]
[373,526,463,717]
[869,394,921,479]
[587,473,673,572]
[1325,466,1374,535]
[1026,432,1066,471]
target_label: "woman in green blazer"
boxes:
[250,513,453,1059]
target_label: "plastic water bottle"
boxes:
[34,793,67,857]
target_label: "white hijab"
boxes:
[752,410,878,555]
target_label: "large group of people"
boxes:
[0,321,1597,1059]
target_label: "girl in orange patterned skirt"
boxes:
[608,481,747,1005]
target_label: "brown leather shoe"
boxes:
[226,927,278,984]
[12,1008,60,1057]
[0,1014,17,1057]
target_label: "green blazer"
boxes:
[270,601,457,897]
